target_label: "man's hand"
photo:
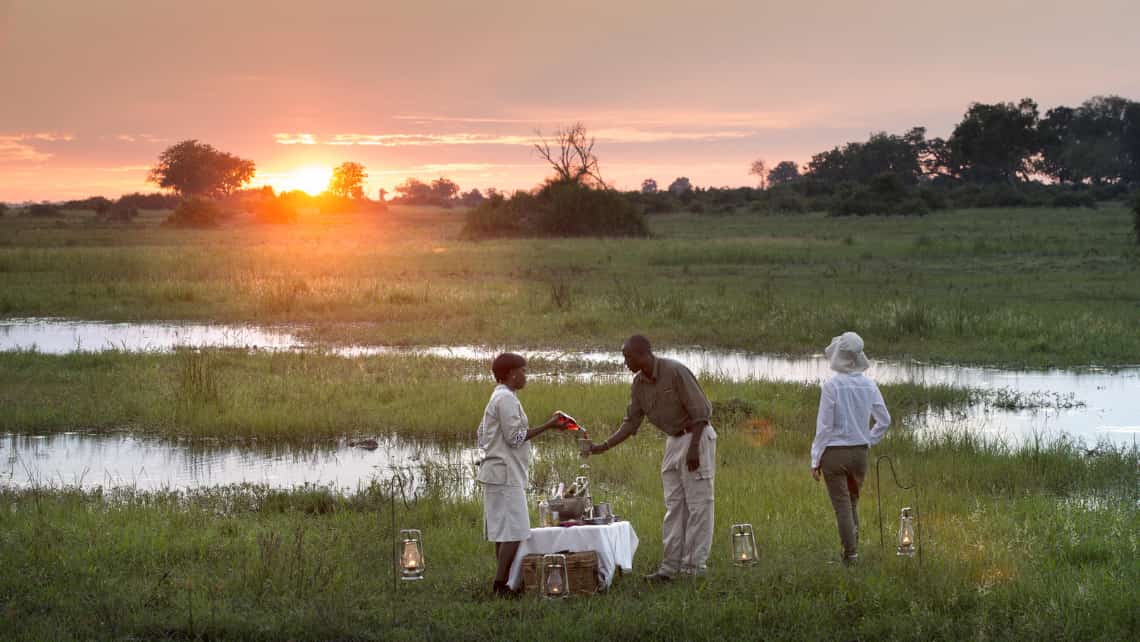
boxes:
[686,443,701,472]
[811,467,822,482]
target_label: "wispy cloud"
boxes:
[113,133,168,144]
[274,128,757,148]
[275,132,537,147]
[274,133,318,145]
[391,109,820,130]
[368,162,546,176]
[0,132,75,162]
[392,115,535,124]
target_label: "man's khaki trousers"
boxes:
[659,426,717,576]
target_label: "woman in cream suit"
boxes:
[477,352,566,597]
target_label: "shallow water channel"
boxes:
[1,432,479,494]
[1,318,1137,491]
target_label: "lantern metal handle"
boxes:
[874,455,922,565]
[389,471,414,591]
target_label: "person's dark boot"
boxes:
[492,580,519,598]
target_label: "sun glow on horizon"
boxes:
[263,166,334,195]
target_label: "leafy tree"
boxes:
[459,189,485,207]
[749,159,768,189]
[767,161,800,186]
[329,162,367,199]
[641,178,658,194]
[431,177,460,201]
[1036,105,1079,184]
[394,178,433,203]
[1037,96,1140,185]
[534,122,606,187]
[668,177,692,195]
[147,140,255,197]
[942,99,1039,183]
[392,177,460,206]
[807,128,928,185]
[1124,102,1140,185]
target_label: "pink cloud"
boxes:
[274,127,757,148]
[0,133,75,162]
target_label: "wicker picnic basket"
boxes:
[520,551,602,596]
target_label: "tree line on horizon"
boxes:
[4,94,1137,233]
[628,94,1140,219]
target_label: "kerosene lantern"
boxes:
[399,529,425,580]
[541,553,570,598]
[731,523,758,566]
[896,507,917,557]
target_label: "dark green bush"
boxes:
[916,186,948,210]
[163,197,225,228]
[462,182,647,238]
[534,181,648,236]
[893,197,930,216]
[117,192,182,210]
[63,196,113,212]
[461,192,527,238]
[1051,191,1098,209]
[765,186,808,213]
[1132,192,1140,245]
[100,203,138,223]
[973,184,1029,208]
[23,203,64,217]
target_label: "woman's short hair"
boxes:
[492,352,526,383]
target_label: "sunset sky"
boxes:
[2,0,1139,202]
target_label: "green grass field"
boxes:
[1,204,1137,639]
[1,412,1135,640]
[0,349,973,441]
[2,204,1138,367]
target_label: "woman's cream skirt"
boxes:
[482,483,531,542]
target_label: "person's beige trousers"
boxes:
[659,426,717,576]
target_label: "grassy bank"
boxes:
[1,426,1135,640]
[2,205,1138,367]
[3,347,1136,639]
[0,349,975,443]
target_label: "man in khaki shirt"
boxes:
[587,335,717,581]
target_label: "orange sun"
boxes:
[271,166,333,195]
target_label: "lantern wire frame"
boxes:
[389,471,417,590]
[730,523,758,566]
[874,455,922,565]
[541,553,571,599]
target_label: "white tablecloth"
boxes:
[507,521,639,591]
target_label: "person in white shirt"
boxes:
[810,332,891,565]
[476,352,565,597]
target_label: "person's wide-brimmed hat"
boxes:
[824,331,870,374]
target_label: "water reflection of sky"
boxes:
[1,432,479,493]
[1,319,1137,450]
